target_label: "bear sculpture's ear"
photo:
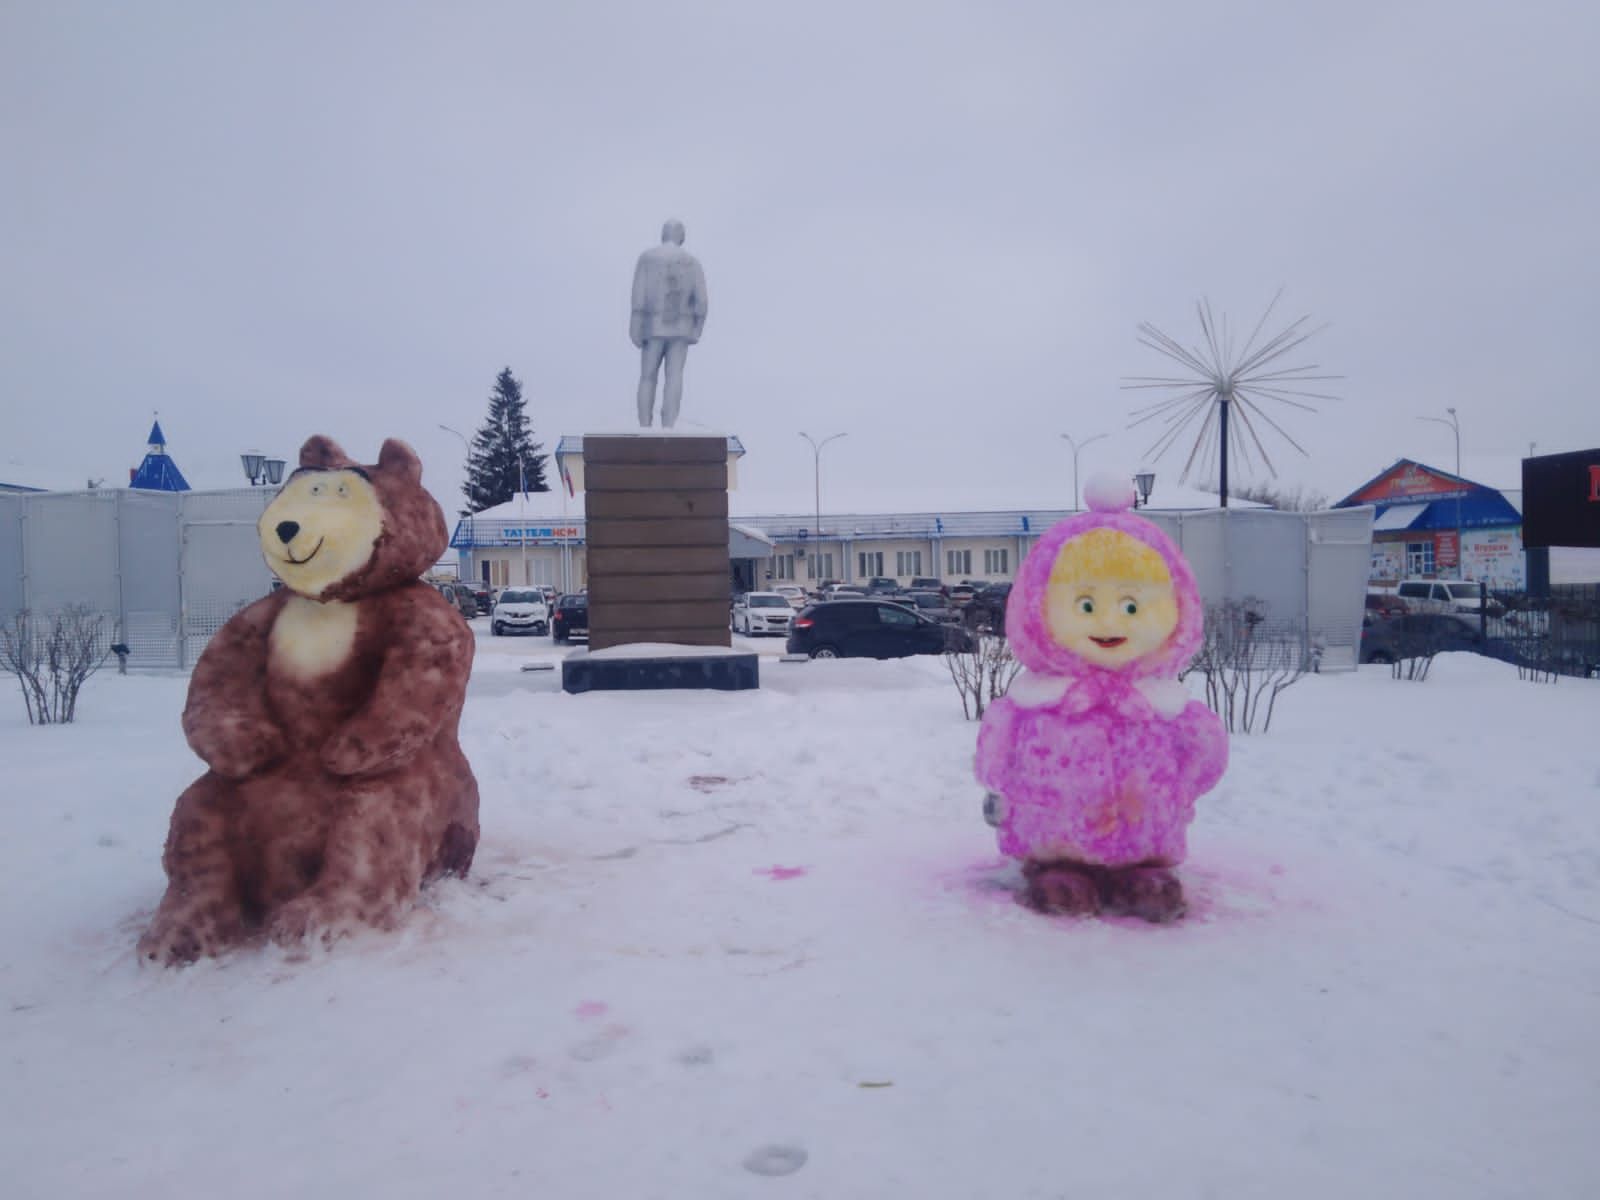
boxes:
[299,435,349,470]
[377,438,423,483]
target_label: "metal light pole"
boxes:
[800,431,846,580]
[438,424,481,586]
[1420,407,1462,578]
[1059,432,1107,511]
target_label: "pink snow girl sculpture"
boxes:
[974,477,1227,922]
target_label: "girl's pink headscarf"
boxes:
[1005,478,1205,681]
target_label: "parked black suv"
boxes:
[787,600,973,659]
[552,593,589,643]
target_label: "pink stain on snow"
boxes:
[755,865,808,881]
[574,1000,609,1020]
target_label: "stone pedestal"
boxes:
[583,434,732,650]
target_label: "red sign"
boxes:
[1349,462,1468,505]
[1435,530,1459,569]
[1590,464,1600,502]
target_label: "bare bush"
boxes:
[944,631,1023,720]
[1391,645,1437,682]
[1180,599,1309,733]
[0,607,115,725]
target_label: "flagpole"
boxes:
[519,458,528,587]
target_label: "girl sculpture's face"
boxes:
[1043,529,1179,670]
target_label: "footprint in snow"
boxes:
[742,1144,808,1177]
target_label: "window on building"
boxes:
[984,548,1010,576]
[895,550,922,577]
[806,552,834,581]
[769,555,795,581]
[947,548,972,577]
[1405,541,1435,576]
[858,551,884,578]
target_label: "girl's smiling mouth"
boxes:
[1089,636,1127,648]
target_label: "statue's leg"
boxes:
[138,773,247,965]
[661,341,689,429]
[265,776,431,948]
[637,341,666,426]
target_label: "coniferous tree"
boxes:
[461,367,548,514]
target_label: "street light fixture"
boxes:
[1133,471,1156,509]
[1059,432,1108,511]
[241,451,286,487]
[799,432,846,574]
[1419,407,1463,578]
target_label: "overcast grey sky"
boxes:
[3,0,1596,515]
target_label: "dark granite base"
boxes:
[561,652,759,694]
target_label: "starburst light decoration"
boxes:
[1123,291,1339,505]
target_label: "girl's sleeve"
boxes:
[975,697,1020,794]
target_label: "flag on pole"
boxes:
[519,458,528,499]
[560,462,575,498]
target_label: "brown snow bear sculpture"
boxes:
[139,436,479,964]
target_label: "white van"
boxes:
[1395,579,1499,615]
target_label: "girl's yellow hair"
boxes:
[1049,528,1172,587]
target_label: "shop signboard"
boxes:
[1522,449,1600,549]
[1348,462,1469,505]
[501,525,581,542]
[1435,530,1459,569]
[1463,530,1524,588]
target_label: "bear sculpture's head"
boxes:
[259,436,448,602]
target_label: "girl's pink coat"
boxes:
[974,508,1228,867]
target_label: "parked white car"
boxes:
[773,584,808,609]
[732,592,796,636]
[1395,579,1503,616]
[490,588,550,636]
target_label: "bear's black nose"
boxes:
[275,521,300,545]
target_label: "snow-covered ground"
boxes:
[3,628,1598,1199]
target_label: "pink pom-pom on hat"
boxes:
[1082,473,1135,513]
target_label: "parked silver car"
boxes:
[732,592,796,636]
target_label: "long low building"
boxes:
[450,499,1191,594]
[447,495,1373,667]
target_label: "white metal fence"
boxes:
[1,489,1374,673]
[0,488,276,669]
[1140,506,1375,672]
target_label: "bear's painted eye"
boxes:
[1077,598,1094,615]
[1122,599,1138,616]
[310,483,323,496]
[336,482,349,497]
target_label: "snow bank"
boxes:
[1,638,1597,1198]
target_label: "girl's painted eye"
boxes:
[337,483,348,497]
[310,483,323,496]
[1078,598,1094,615]
[1122,600,1138,616]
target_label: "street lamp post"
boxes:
[1060,432,1108,511]
[1420,407,1463,578]
[799,431,846,581]
[240,452,286,487]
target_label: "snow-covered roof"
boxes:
[1372,502,1429,532]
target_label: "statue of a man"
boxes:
[630,219,708,429]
